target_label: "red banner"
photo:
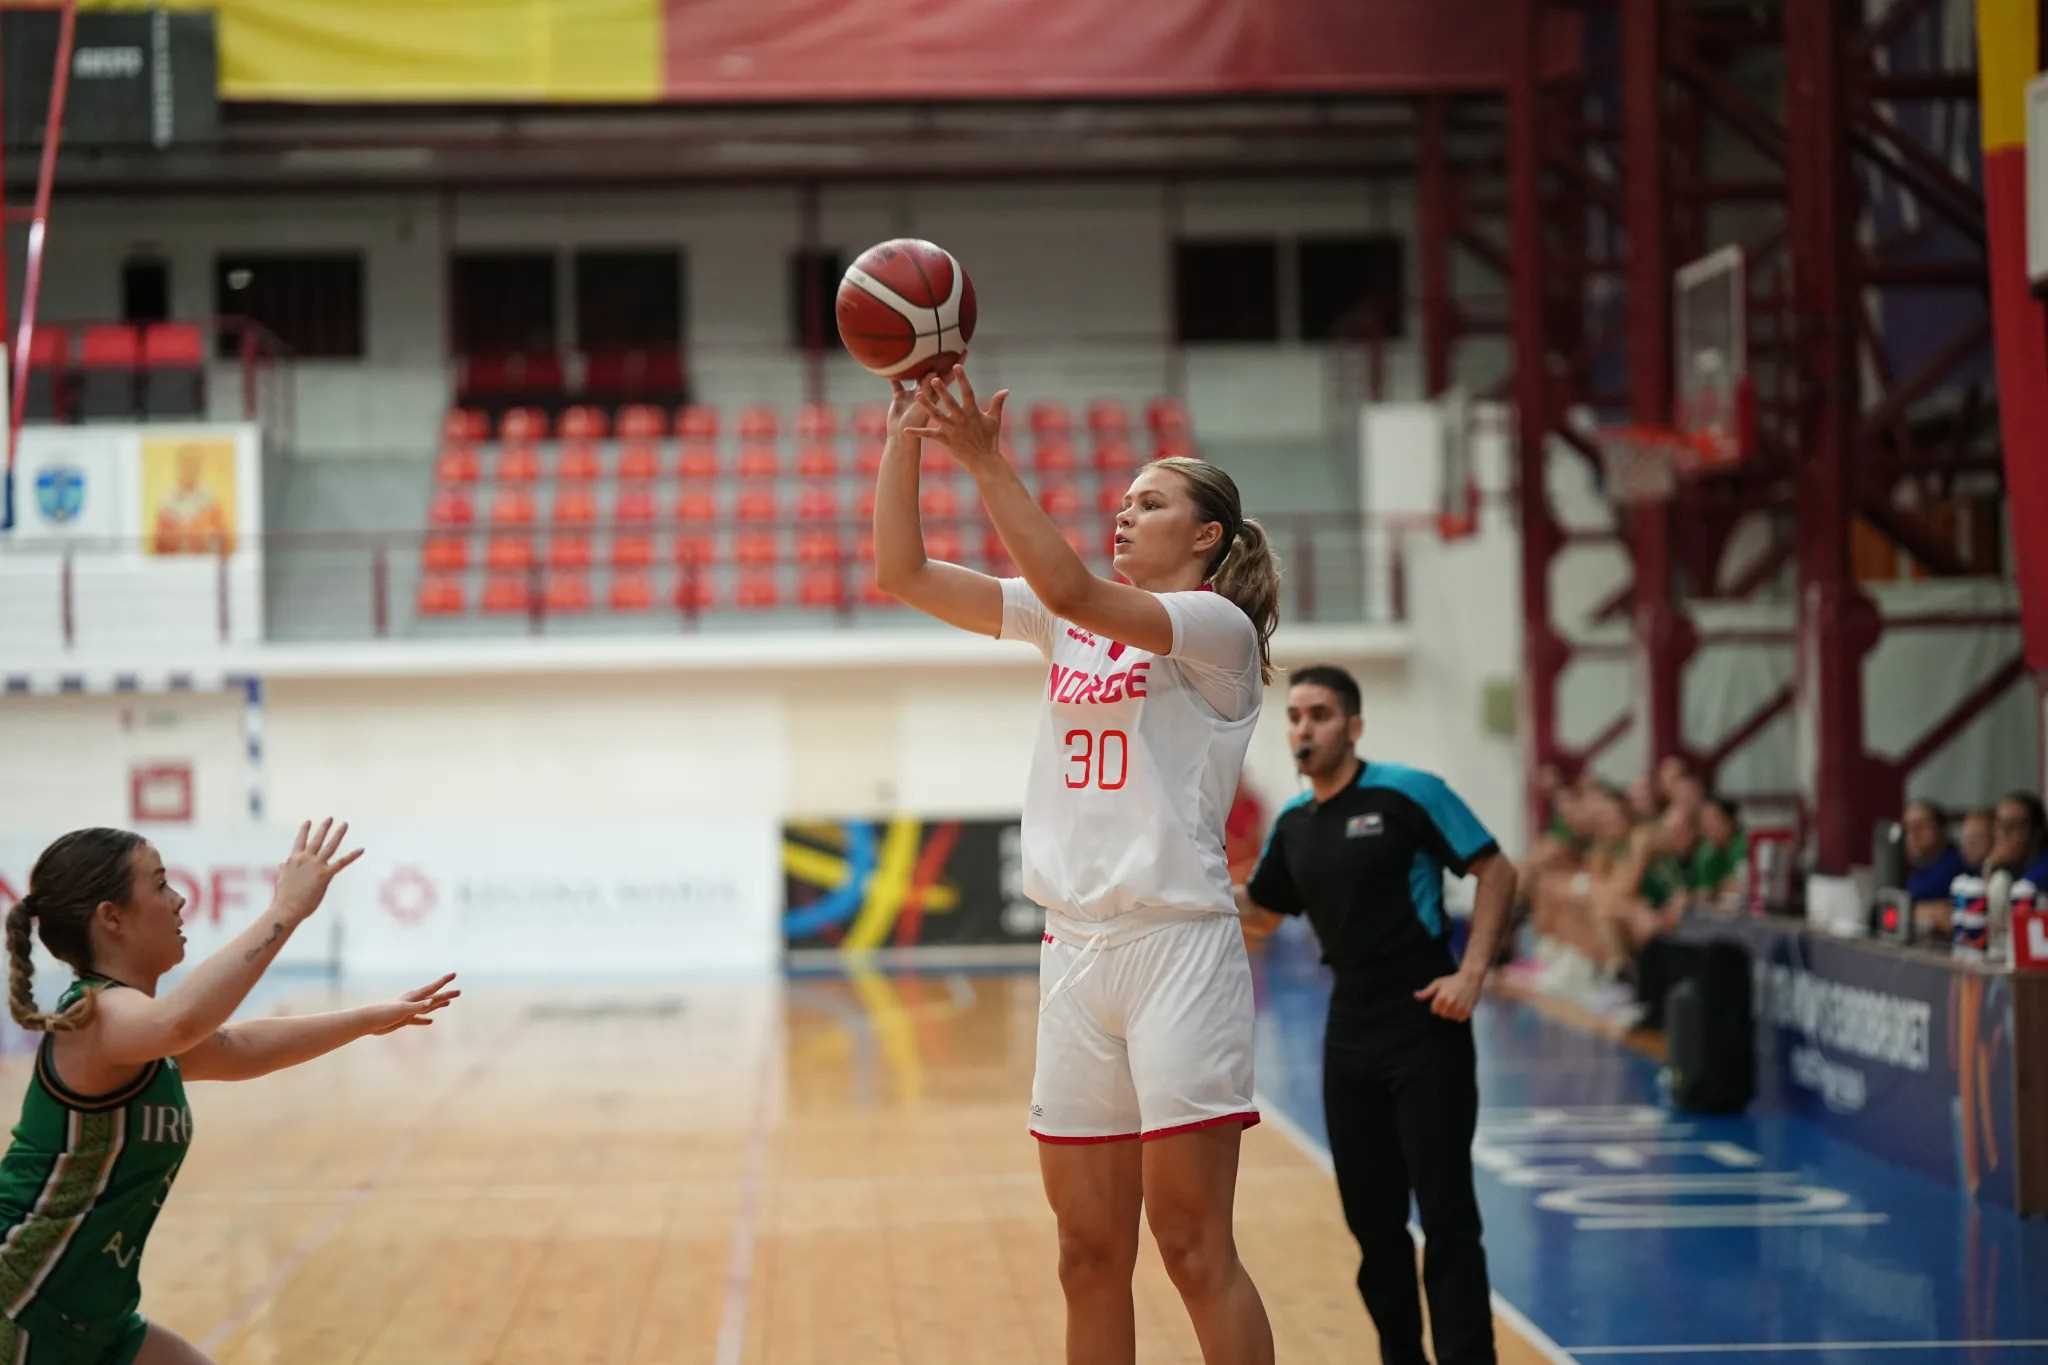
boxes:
[662,0,1581,102]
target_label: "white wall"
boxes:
[18,177,1441,459]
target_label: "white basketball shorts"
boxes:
[1029,911,1260,1143]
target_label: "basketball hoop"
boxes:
[1595,425,1701,505]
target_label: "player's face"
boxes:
[1111,468,1220,584]
[1285,684,1360,778]
[115,843,189,972]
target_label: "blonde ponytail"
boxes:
[1210,516,1281,684]
[1148,456,1283,684]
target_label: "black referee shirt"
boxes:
[1248,758,1500,998]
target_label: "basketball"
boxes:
[835,238,978,380]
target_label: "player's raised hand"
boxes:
[271,818,363,924]
[905,366,1008,470]
[884,379,929,441]
[363,973,461,1035]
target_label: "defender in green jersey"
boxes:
[1,821,459,1364]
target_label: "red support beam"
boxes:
[1787,0,1880,873]
[1623,0,1687,772]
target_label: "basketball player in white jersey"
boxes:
[876,367,1280,1365]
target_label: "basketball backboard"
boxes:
[1673,245,1752,469]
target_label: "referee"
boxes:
[1236,665,1516,1365]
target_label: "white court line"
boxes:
[1253,1094,1579,1365]
[712,1012,782,1365]
[1565,1342,2048,1356]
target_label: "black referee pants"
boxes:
[1322,991,1496,1365]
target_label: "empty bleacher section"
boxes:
[407,395,1204,630]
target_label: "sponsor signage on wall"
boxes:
[783,816,1042,956]
[0,819,781,978]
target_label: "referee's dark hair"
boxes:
[1289,664,1361,717]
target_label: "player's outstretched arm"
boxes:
[872,377,1005,635]
[176,974,460,1081]
[94,819,362,1068]
[909,368,1176,655]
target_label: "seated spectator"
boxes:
[1959,807,1993,872]
[1597,800,1699,959]
[1655,754,1694,809]
[1988,792,2047,880]
[1626,773,1661,824]
[1689,794,1747,906]
[1902,799,1965,898]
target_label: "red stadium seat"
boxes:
[615,404,667,439]
[1097,483,1128,517]
[494,447,542,484]
[735,531,780,566]
[26,324,68,370]
[551,488,600,527]
[613,486,658,526]
[417,577,467,616]
[610,533,656,570]
[855,488,878,520]
[1094,440,1140,476]
[608,572,654,612]
[547,534,593,570]
[737,405,780,441]
[861,576,898,608]
[735,444,780,480]
[677,443,720,481]
[674,532,716,566]
[1146,397,1191,440]
[1151,436,1195,460]
[735,570,781,609]
[482,576,532,614]
[640,347,685,394]
[795,444,838,478]
[1035,441,1078,475]
[795,530,841,565]
[429,490,476,528]
[981,527,1014,574]
[442,408,489,443]
[798,567,845,608]
[1039,482,1081,518]
[925,527,966,563]
[556,441,603,482]
[735,488,778,523]
[1059,524,1094,559]
[141,323,203,366]
[435,447,481,484]
[79,324,140,367]
[1086,399,1130,441]
[850,403,889,440]
[490,489,537,528]
[543,572,592,614]
[795,486,839,522]
[422,535,470,572]
[558,405,608,440]
[499,407,549,443]
[676,404,720,440]
[486,536,534,572]
[920,485,960,519]
[795,402,837,439]
[1029,400,1074,441]
[854,441,887,476]
[676,490,717,525]
[920,444,953,477]
[616,440,661,481]
[675,574,717,612]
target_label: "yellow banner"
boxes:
[1976,0,2040,151]
[83,0,660,103]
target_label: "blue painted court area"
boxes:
[1249,920,2048,1364]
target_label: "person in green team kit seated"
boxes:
[0,821,459,1365]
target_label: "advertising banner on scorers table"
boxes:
[0,818,780,982]
[782,816,1044,959]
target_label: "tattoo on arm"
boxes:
[243,922,284,963]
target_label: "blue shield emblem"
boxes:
[34,465,84,525]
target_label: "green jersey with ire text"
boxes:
[0,978,191,1328]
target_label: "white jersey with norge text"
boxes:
[999,578,1263,947]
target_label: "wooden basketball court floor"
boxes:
[0,961,1562,1364]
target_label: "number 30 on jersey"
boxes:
[1063,728,1129,791]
